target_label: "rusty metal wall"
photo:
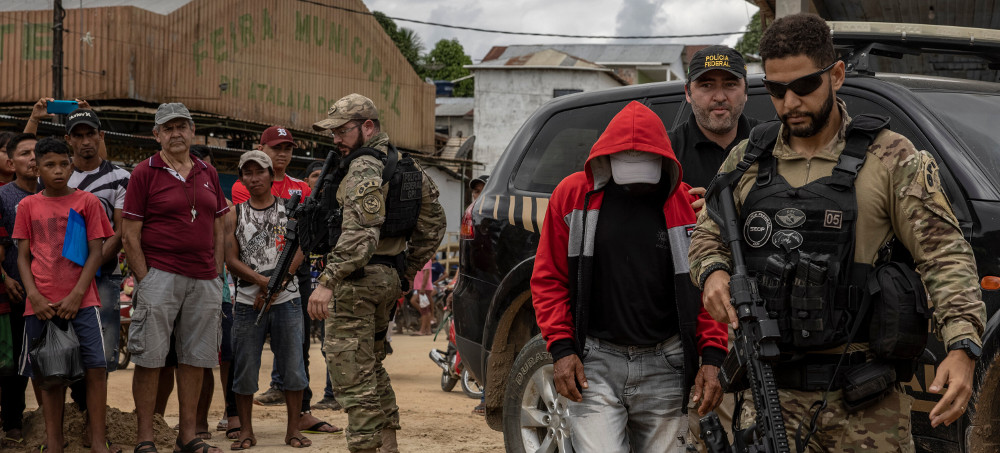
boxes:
[0,0,435,151]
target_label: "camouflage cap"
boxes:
[312,93,379,132]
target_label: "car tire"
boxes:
[502,334,573,453]
[461,368,484,399]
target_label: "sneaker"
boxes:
[312,396,342,411]
[254,387,285,406]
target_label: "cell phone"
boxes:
[46,100,79,115]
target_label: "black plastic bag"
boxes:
[29,318,84,389]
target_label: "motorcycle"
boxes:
[429,308,483,399]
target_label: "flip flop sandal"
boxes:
[229,437,256,451]
[196,432,213,440]
[285,436,311,448]
[225,428,241,440]
[134,440,158,453]
[175,437,218,453]
[2,436,25,447]
[39,442,69,451]
[301,422,343,434]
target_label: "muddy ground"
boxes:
[11,332,504,452]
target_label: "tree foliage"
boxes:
[423,39,474,97]
[736,12,763,57]
[373,13,475,97]
[373,11,423,74]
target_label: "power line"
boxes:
[297,0,746,39]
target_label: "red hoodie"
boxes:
[530,101,728,380]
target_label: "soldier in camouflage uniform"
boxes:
[307,93,446,453]
[688,14,986,452]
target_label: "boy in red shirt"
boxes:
[14,137,114,453]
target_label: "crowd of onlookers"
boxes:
[0,96,445,453]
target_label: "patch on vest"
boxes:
[744,211,772,248]
[823,210,843,229]
[363,194,382,214]
[771,230,803,250]
[774,208,805,228]
[399,171,422,201]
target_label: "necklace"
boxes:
[161,152,197,222]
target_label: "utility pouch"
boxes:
[867,262,931,361]
[842,361,896,413]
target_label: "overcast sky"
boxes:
[362,0,760,62]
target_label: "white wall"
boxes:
[435,116,474,138]
[423,166,463,238]
[472,69,624,173]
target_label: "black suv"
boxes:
[453,27,1000,453]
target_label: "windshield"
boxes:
[914,91,1000,186]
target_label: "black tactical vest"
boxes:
[299,144,422,256]
[735,115,889,351]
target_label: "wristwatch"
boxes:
[948,339,982,360]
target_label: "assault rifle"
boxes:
[700,183,790,453]
[255,192,302,325]
[257,150,339,325]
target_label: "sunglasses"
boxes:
[763,62,837,99]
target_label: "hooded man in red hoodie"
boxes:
[531,101,729,451]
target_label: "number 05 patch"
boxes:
[362,194,382,213]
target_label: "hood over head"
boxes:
[585,101,681,194]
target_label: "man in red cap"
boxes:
[231,126,341,436]
[231,126,311,203]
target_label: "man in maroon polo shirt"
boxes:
[122,103,229,453]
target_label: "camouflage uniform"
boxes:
[688,99,987,451]
[318,130,446,452]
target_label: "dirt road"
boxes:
[17,332,504,452]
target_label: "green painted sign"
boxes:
[196,8,402,117]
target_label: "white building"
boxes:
[467,49,626,173]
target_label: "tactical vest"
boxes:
[733,115,889,352]
[299,144,422,257]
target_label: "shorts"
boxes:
[19,307,106,378]
[127,268,222,369]
[231,299,306,395]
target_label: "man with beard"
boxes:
[689,13,985,451]
[670,45,758,211]
[308,93,446,453]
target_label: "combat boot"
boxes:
[378,428,399,453]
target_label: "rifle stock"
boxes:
[700,183,790,453]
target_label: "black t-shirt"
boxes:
[669,112,759,189]
[588,181,678,346]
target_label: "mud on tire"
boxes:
[502,334,573,453]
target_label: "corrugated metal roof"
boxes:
[483,44,685,65]
[470,49,608,69]
[0,0,192,15]
[435,97,474,117]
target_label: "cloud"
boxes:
[615,0,668,37]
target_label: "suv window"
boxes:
[512,97,688,194]
[511,101,624,193]
[914,91,1000,188]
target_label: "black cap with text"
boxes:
[687,45,747,81]
[65,109,101,134]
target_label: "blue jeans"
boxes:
[569,335,687,453]
[269,275,335,402]
[97,274,123,372]
[232,299,307,395]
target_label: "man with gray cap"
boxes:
[123,103,229,453]
[307,94,446,453]
[225,150,312,449]
[670,45,760,211]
